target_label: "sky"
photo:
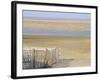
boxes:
[23,10,90,37]
[23,10,91,20]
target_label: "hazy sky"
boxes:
[23,10,90,37]
[23,10,91,20]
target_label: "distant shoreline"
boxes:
[23,34,90,39]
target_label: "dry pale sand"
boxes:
[23,35,91,67]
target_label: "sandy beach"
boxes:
[23,35,90,67]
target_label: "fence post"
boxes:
[32,48,35,68]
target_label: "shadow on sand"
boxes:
[23,58,74,69]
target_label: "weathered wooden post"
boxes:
[43,48,48,67]
[32,48,35,68]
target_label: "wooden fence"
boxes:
[22,47,61,69]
